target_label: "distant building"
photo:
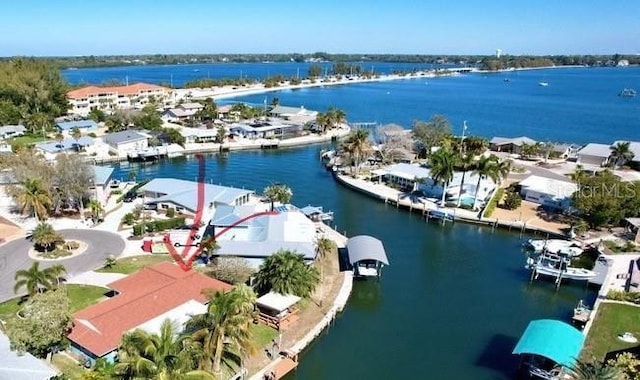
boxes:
[489,136,537,154]
[161,102,204,123]
[551,143,581,160]
[229,121,302,139]
[618,60,630,67]
[517,175,577,210]
[67,262,232,365]
[178,126,220,144]
[576,143,611,167]
[102,130,148,157]
[67,83,172,116]
[269,105,318,123]
[0,124,26,140]
[611,140,640,168]
[35,136,95,160]
[140,178,254,217]
[56,120,98,134]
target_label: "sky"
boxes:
[2,0,639,56]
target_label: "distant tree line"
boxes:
[4,53,638,70]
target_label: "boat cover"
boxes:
[512,319,584,367]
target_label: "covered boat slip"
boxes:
[346,235,390,278]
[513,319,585,379]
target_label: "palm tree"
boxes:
[15,177,51,221]
[315,237,334,306]
[471,155,502,210]
[71,127,82,152]
[568,358,622,380]
[115,318,215,380]
[88,199,104,220]
[455,153,475,207]
[47,264,67,288]
[184,285,256,376]
[55,131,64,149]
[31,222,62,254]
[340,129,371,177]
[263,184,292,210]
[429,147,457,207]
[327,107,346,129]
[199,237,220,260]
[609,141,635,168]
[14,262,61,297]
[253,249,320,298]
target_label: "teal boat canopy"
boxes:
[512,319,585,367]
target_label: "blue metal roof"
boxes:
[36,136,94,153]
[512,319,584,367]
[56,120,98,131]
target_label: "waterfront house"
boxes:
[612,140,640,168]
[517,175,577,211]
[229,120,302,139]
[206,204,317,268]
[576,143,611,167]
[67,83,172,116]
[35,136,95,160]
[216,104,237,121]
[346,235,389,278]
[55,120,98,134]
[67,262,232,365]
[512,319,584,379]
[140,178,254,218]
[91,165,114,203]
[269,105,318,121]
[0,124,26,140]
[0,332,58,380]
[489,136,537,154]
[371,163,496,207]
[178,126,220,143]
[102,130,149,157]
[551,143,581,160]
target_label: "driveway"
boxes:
[0,229,125,303]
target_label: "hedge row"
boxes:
[132,216,186,236]
[483,188,505,218]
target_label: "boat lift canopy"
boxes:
[346,235,389,266]
[512,319,584,367]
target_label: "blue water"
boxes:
[63,64,640,145]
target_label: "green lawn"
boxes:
[96,254,174,274]
[8,134,49,146]
[252,323,279,349]
[52,353,86,379]
[0,284,108,324]
[582,302,640,361]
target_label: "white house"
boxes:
[576,143,611,167]
[35,136,95,160]
[270,105,318,121]
[489,136,537,154]
[229,120,302,139]
[178,126,220,143]
[0,124,26,140]
[56,120,98,134]
[91,165,115,204]
[161,102,204,123]
[518,175,578,210]
[102,130,149,157]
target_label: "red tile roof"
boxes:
[67,262,231,357]
[67,82,170,100]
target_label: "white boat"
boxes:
[619,88,637,97]
[527,253,597,281]
[526,239,583,257]
[538,81,549,87]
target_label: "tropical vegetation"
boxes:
[253,249,320,298]
[263,184,293,209]
[14,262,66,297]
[340,128,372,177]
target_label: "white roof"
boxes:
[381,163,431,181]
[577,143,611,158]
[0,332,57,380]
[519,175,578,198]
[489,136,537,146]
[256,292,301,313]
[134,299,206,334]
[178,126,219,138]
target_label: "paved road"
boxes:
[0,229,125,303]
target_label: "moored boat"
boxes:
[526,253,597,281]
[525,239,583,257]
[619,88,637,97]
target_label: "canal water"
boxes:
[110,146,597,379]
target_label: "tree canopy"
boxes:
[253,249,320,297]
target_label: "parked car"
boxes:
[123,192,136,202]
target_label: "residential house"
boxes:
[161,102,204,123]
[269,105,318,121]
[102,130,148,157]
[91,165,114,203]
[551,143,581,160]
[67,262,232,365]
[371,162,497,207]
[206,203,318,268]
[56,120,98,134]
[612,140,640,168]
[0,124,26,139]
[489,136,537,154]
[517,175,578,210]
[67,83,172,116]
[178,126,220,144]
[35,136,95,160]
[576,143,611,167]
[229,120,302,139]
[140,178,254,219]
[216,104,237,121]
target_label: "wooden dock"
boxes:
[262,353,298,380]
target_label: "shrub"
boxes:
[87,132,97,138]
[132,216,186,236]
[111,189,122,195]
[166,207,175,218]
[122,212,137,225]
[39,248,73,259]
[607,290,640,304]
[65,241,80,250]
[207,256,255,285]
[132,224,144,236]
[502,190,522,210]
[484,188,504,217]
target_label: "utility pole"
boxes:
[460,120,468,154]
